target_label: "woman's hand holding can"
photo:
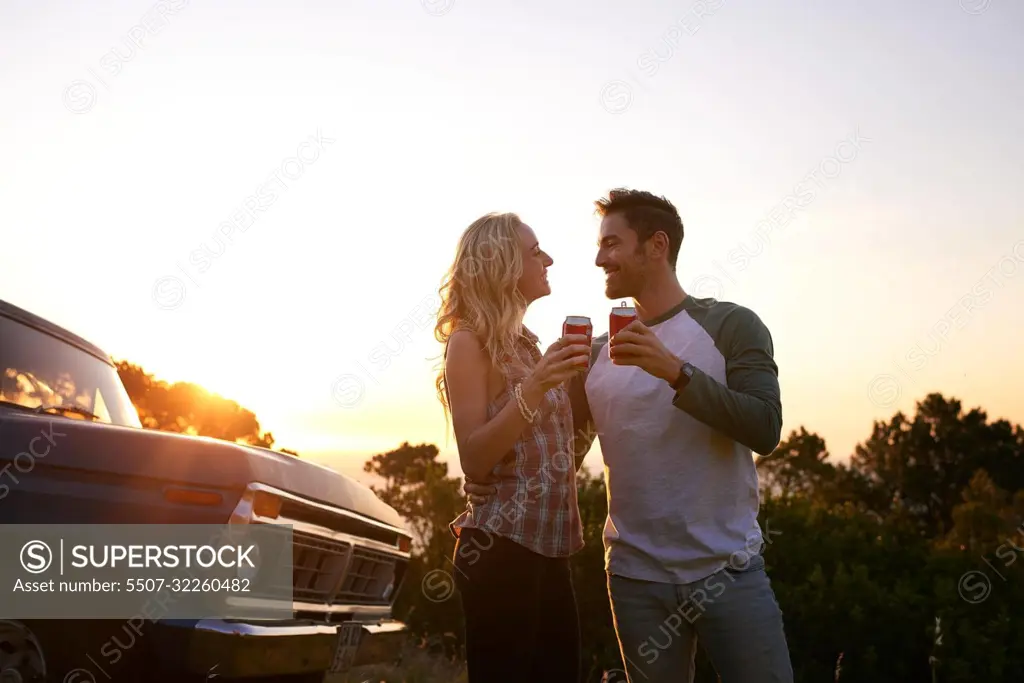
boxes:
[525,336,591,397]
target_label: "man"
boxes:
[466,188,794,682]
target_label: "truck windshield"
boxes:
[0,314,143,429]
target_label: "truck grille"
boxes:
[280,528,405,607]
[292,531,351,603]
[335,547,398,604]
[238,485,411,611]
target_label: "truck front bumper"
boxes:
[155,618,407,677]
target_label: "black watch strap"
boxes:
[672,362,694,391]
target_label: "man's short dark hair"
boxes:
[594,188,684,267]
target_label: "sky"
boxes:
[2,0,1022,484]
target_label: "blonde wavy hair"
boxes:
[434,212,530,423]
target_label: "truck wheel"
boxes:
[0,621,47,683]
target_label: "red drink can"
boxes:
[610,301,637,338]
[563,315,592,367]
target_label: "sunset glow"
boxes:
[3,0,1022,484]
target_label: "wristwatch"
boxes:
[671,362,695,392]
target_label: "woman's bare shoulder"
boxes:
[446,328,506,403]
[446,328,485,362]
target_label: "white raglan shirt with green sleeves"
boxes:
[577,295,782,584]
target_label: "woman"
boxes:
[434,212,591,683]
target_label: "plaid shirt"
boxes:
[450,327,584,558]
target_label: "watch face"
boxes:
[673,363,694,391]
[672,363,691,390]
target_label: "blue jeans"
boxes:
[606,555,793,683]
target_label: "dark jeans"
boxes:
[607,555,794,683]
[453,527,581,683]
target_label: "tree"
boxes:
[571,468,621,680]
[848,393,1024,537]
[363,442,466,645]
[757,427,876,511]
[937,469,1024,554]
[758,427,837,499]
[115,360,298,454]
[363,442,463,551]
[366,394,1024,682]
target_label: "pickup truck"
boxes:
[0,299,412,682]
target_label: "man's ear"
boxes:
[645,231,670,260]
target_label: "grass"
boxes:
[329,640,468,683]
[326,639,628,683]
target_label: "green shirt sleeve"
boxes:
[672,305,782,455]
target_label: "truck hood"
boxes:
[0,411,405,531]
[237,443,405,530]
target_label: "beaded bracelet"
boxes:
[514,382,539,423]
